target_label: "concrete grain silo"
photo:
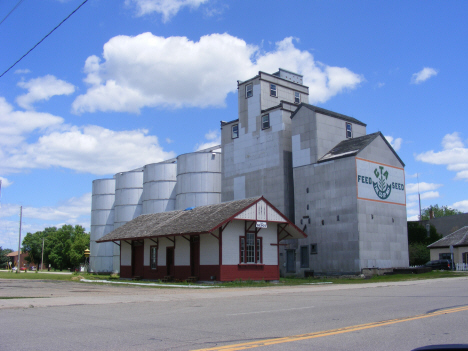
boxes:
[175,149,222,210]
[113,169,144,272]
[142,160,177,214]
[90,178,115,273]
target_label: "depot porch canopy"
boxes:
[96,196,306,243]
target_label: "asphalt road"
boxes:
[1,277,467,350]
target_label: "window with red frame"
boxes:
[150,245,157,270]
[239,222,262,263]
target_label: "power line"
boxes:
[0,0,25,27]
[0,0,89,79]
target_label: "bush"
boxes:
[409,243,430,266]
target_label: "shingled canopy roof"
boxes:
[318,132,405,166]
[428,226,468,248]
[97,196,306,243]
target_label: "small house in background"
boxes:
[412,213,468,237]
[97,196,306,281]
[428,226,468,269]
[6,251,37,269]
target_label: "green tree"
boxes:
[22,225,89,271]
[69,229,90,268]
[407,223,442,265]
[408,243,430,266]
[407,223,441,245]
[22,227,57,268]
[421,204,462,220]
[0,247,13,268]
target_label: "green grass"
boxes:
[0,271,113,281]
[219,271,467,287]
[0,296,48,299]
[279,270,466,285]
[0,270,465,287]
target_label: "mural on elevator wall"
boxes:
[356,158,406,205]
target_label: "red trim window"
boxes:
[239,221,262,264]
[150,245,157,270]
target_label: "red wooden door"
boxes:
[132,243,144,277]
[166,247,174,276]
[190,236,200,277]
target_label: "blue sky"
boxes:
[1,0,467,250]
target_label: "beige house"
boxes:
[428,226,468,265]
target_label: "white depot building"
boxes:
[90,68,409,276]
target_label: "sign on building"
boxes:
[356,158,406,205]
[256,221,267,228]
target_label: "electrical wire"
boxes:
[0,0,89,79]
[0,0,25,27]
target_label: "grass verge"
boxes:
[0,270,466,287]
[0,271,113,281]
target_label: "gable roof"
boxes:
[428,226,468,248]
[7,251,25,257]
[290,103,366,126]
[97,196,306,243]
[318,132,405,166]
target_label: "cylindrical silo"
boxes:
[142,160,177,214]
[175,151,222,210]
[90,178,115,273]
[113,169,144,272]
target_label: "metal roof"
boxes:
[97,196,306,243]
[318,132,405,166]
[428,226,468,248]
[290,103,366,126]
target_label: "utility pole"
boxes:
[16,206,22,274]
[417,173,422,221]
[41,237,45,271]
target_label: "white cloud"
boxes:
[405,182,442,194]
[442,132,464,150]
[406,204,421,220]
[405,173,419,179]
[452,200,468,213]
[14,69,31,75]
[0,97,63,149]
[416,132,468,181]
[72,34,363,114]
[0,193,91,221]
[255,37,363,104]
[0,193,92,248]
[16,75,75,110]
[0,97,175,175]
[411,67,438,84]
[384,135,402,151]
[408,191,440,202]
[165,138,174,144]
[23,193,91,221]
[0,177,12,188]
[126,0,208,22]
[4,125,175,175]
[195,129,221,151]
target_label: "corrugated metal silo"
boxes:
[113,169,144,272]
[90,178,115,273]
[142,160,177,214]
[175,150,222,210]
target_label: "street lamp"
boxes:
[84,249,90,273]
